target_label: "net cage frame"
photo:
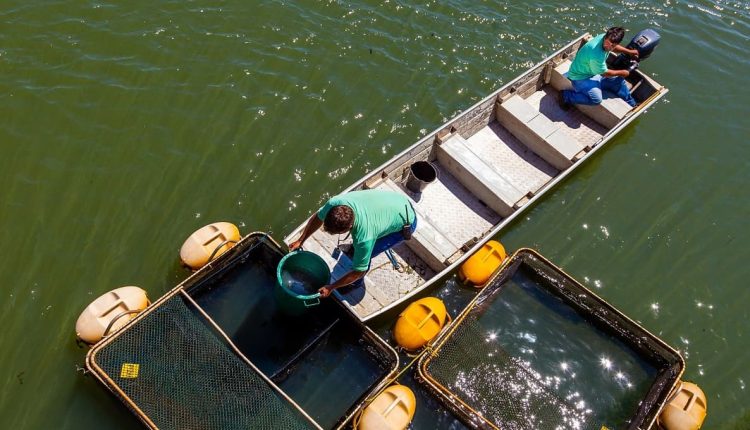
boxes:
[417,248,685,430]
[85,232,400,430]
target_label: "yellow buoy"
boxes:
[393,297,448,351]
[358,385,416,430]
[76,286,149,344]
[459,240,507,287]
[180,222,240,270]
[658,381,707,430]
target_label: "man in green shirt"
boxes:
[560,27,640,108]
[289,189,417,298]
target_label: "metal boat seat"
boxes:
[496,94,585,170]
[381,179,459,272]
[435,133,528,217]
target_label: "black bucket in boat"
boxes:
[405,161,437,193]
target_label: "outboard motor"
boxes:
[610,28,661,72]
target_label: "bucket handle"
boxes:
[303,295,321,307]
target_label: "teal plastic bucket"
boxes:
[275,250,331,314]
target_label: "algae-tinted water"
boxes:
[424,267,658,429]
[281,268,323,296]
[491,267,657,427]
[277,324,389,429]
[2,1,749,428]
[189,245,391,428]
[190,256,336,375]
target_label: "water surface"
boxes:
[1,1,748,428]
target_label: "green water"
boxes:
[189,246,387,429]
[1,1,748,428]
[465,267,660,428]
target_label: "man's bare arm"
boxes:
[612,44,639,58]
[289,214,323,251]
[603,68,630,78]
[318,270,366,297]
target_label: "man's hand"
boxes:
[613,44,639,59]
[604,68,630,78]
[289,239,303,252]
[290,214,323,252]
[318,285,334,298]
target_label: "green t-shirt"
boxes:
[318,190,415,271]
[567,33,608,81]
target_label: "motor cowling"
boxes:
[610,29,661,72]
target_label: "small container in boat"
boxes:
[404,161,437,193]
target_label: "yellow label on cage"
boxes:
[601,426,610,430]
[120,363,140,379]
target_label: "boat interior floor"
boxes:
[299,75,643,320]
[304,230,435,318]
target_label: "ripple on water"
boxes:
[1,0,750,428]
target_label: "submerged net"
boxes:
[424,314,597,430]
[92,295,316,430]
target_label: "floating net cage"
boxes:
[417,248,684,430]
[86,233,399,430]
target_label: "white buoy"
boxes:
[658,381,707,430]
[180,222,240,270]
[76,286,149,344]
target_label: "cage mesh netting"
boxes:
[92,295,317,430]
[422,314,598,430]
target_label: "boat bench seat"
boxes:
[496,94,585,171]
[550,60,632,129]
[381,179,459,272]
[435,133,528,218]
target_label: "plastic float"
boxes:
[658,381,707,430]
[393,297,449,351]
[357,384,416,430]
[458,240,507,287]
[180,222,241,270]
[76,286,149,344]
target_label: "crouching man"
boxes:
[289,189,416,298]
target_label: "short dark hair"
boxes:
[605,27,626,44]
[324,205,354,234]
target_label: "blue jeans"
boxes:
[562,75,636,107]
[348,217,418,287]
[371,216,418,259]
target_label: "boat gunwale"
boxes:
[417,247,685,430]
[85,232,400,430]
[286,33,669,322]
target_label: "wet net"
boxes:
[421,313,596,430]
[91,294,317,430]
